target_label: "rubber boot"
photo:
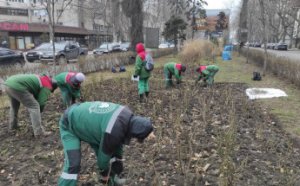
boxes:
[145,92,149,103]
[139,94,144,103]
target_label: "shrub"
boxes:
[241,49,300,87]
[0,48,173,79]
[179,40,217,65]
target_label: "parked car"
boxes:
[39,41,88,64]
[26,43,51,63]
[267,43,276,49]
[274,42,288,50]
[93,43,122,55]
[0,47,25,66]
[120,42,131,51]
[159,42,174,49]
[253,42,261,47]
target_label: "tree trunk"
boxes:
[112,0,121,42]
[47,0,56,73]
[130,0,144,50]
[259,0,268,76]
[121,0,144,51]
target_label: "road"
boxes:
[250,47,299,62]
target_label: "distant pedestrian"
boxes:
[195,65,219,86]
[163,62,186,88]
[4,74,57,137]
[54,72,85,107]
[133,43,151,102]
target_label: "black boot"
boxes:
[139,94,144,103]
[145,92,149,97]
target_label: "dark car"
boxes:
[41,42,88,64]
[274,42,288,50]
[0,47,25,66]
[93,43,122,55]
[26,43,51,63]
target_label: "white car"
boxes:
[158,42,174,49]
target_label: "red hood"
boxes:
[199,65,207,73]
[136,43,146,61]
[136,43,145,53]
[175,63,182,70]
[38,75,53,90]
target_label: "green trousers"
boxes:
[59,87,74,107]
[138,78,149,95]
[164,68,174,88]
[58,116,81,186]
[206,66,219,85]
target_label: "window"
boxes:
[69,45,77,49]
[0,7,28,16]
[17,36,25,50]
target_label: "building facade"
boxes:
[0,0,112,50]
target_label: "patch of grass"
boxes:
[215,52,300,137]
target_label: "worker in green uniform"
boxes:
[4,74,57,137]
[133,43,151,102]
[196,65,219,86]
[54,72,85,107]
[58,101,154,186]
[163,62,186,88]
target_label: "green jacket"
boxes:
[54,72,81,99]
[197,65,219,81]
[134,43,151,79]
[65,101,133,172]
[164,62,182,80]
[4,74,52,112]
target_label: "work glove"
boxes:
[111,160,123,175]
[71,97,76,104]
[113,175,126,185]
[99,175,126,186]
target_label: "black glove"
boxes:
[133,75,138,78]
[111,160,123,175]
[71,97,76,104]
[79,96,84,102]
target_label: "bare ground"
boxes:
[0,71,300,185]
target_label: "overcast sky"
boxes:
[204,0,240,9]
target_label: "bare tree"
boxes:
[38,0,73,69]
[258,0,268,75]
[122,0,144,51]
[246,0,257,63]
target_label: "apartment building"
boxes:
[0,0,112,50]
[194,9,230,39]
